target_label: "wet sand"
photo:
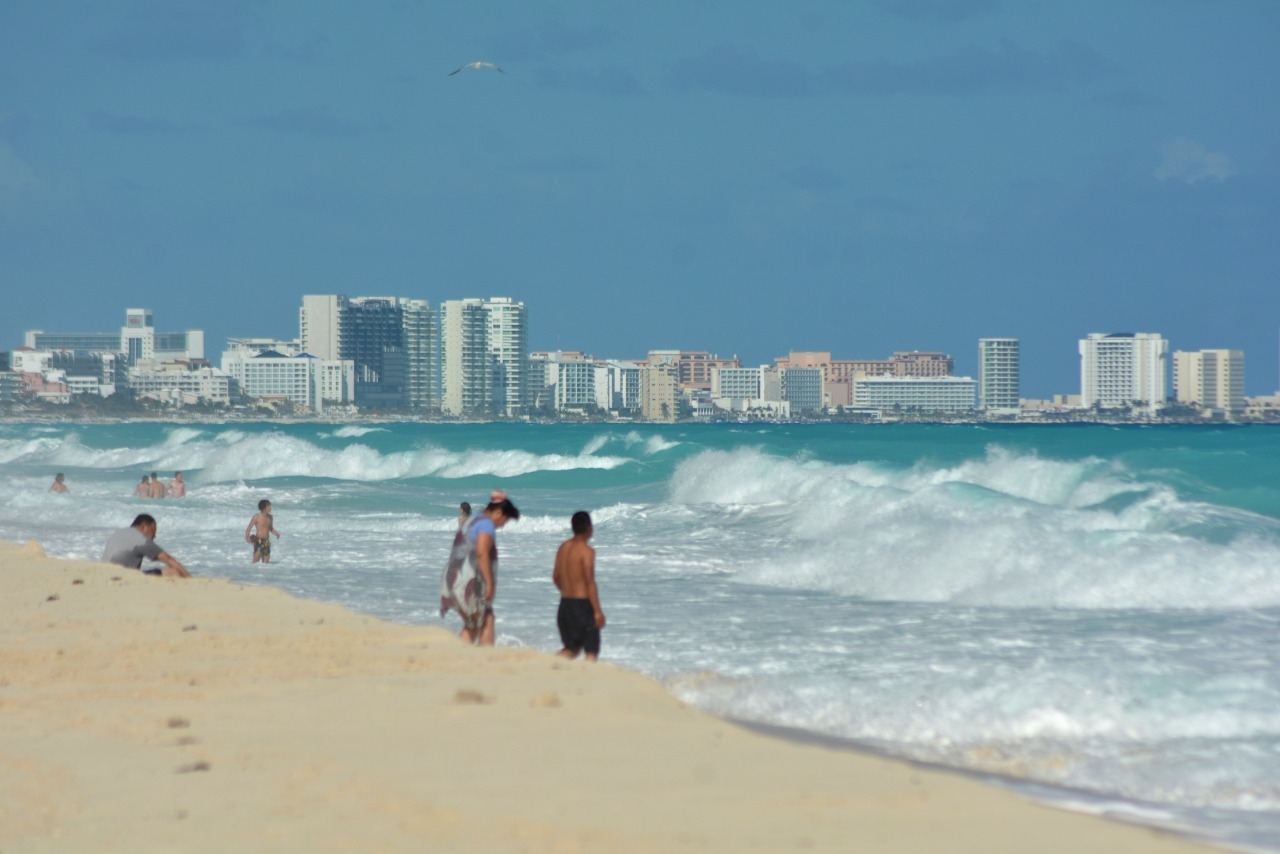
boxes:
[0,540,1222,853]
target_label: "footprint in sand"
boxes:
[453,689,493,705]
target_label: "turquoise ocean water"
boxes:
[2,421,1279,849]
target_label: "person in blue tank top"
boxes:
[439,493,520,645]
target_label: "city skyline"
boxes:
[11,298,1264,414]
[3,2,1278,396]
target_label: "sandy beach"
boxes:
[0,540,1223,853]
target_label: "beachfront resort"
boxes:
[4,301,1273,423]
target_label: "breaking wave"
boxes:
[668,446,1280,610]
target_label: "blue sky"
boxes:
[2,0,1277,396]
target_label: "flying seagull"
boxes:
[450,61,504,76]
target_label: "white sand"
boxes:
[0,540,1221,853]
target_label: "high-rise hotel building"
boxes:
[485,297,528,417]
[26,308,204,366]
[299,295,441,411]
[220,339,354,413]
[1079,332,1168,412]
[1173,349,1245,415]
[978,338,1020,411]
[442,299,491,415]
[441,297,528,417]
[401,299,440,413]
[299,295,343,360]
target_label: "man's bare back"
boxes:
[553,537,597,599]
[552,511,604,660]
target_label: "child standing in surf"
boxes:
[245,499,281,564]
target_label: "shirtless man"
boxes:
[148,473,166,499]
[245,499,281,564]
[133,475,151,499]
[48,473,69,493]
[552,511,605,661]
[167,471,186,498]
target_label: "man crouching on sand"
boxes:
[102,513,191,577]
[552,511,605,661]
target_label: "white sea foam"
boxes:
[581,434,610,455]
[1,430,634,482]
[331,425,388,438]
[202,435,630,481]
[661,610,1280,817]
[583,430,681,456]
[164,427,206,446]
[626,430,681,454]
[0,428,241,471]
[668,447,1280,609]
[0,436,61,464]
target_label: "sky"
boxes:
[2,0,1278,397]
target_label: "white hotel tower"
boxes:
[1079,332,1168,413]
[978,338,1020,412]
[441,297,528,417]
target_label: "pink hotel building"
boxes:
[774,351,955,408]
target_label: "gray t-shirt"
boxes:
[101,526,164,569]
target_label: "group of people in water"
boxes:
[131,471,185,499]
[91,476,605,660]
[438,490,606,661]
[49,470,186,499]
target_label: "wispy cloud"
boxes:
[88,0,250,60]
[668,45,815,98]
[669,39,1113,98]
[87,112,204,135]
[268,30,335,65]
[0,142,38,218]
[518,155,604,176]
[827,39,1115,94]
[1092,90,1165,109]
[1153,137,1237,184]
[533,66,645,97]
[873,0,1003,24]
[492,23,617,63]
[241,108,371,138]
[780,164,845,192]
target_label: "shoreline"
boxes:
[725,718,1255,853]
[1,539,1227,853]
[2,413,1276,427]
